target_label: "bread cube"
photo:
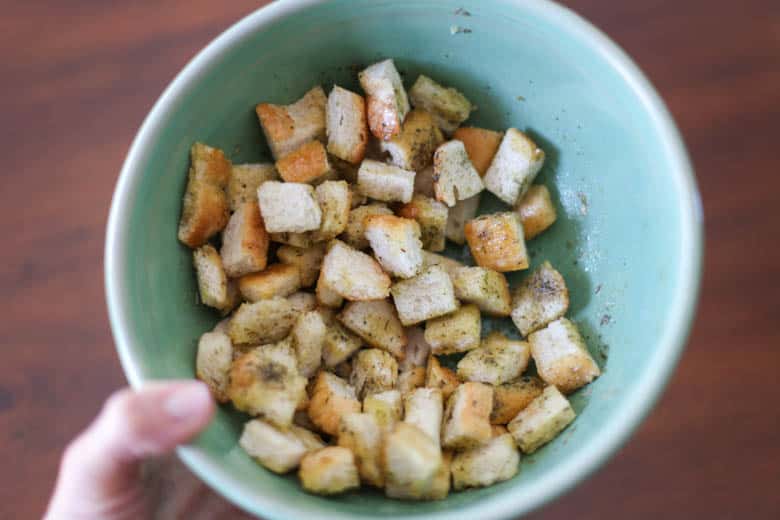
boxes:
[399,326,431,371]
[228,298,297,345]
[221,279,242,316]
[350,348,399,400]
[425,355,460,401]
[445,194,480,245]
[308,371,362,436]
[338,299,406,359]
[196,331,232,402]
[452,127,503,176]
[356,160,415,203]
[433,140,484,207]
[277,243,326,287]
[390,266,458,326]
[240,419,325,474]
[275,140,331,184]
[456,332,530,385]
[227,163,278,211]
[326,85,368,164]
[347,183,368,207]
[256,86,327,160]
[442,382,493,450]
[220,202,269,277]
[507,385,575,453]
[397,194,449,252]
[238,263,301,301]
[287,291,317,315]
[193,245,230,310]
[383,423,443,500]
[311,180,352,242]
[365,215,423,278]
[420,250,464,279]
[491,376,545,425]
[424,304,481,355]
[528,318,600,393]
[257,181,322,233]
[315,271,344,309]
[321,240,391,300]
[322,321,362,367]
[511,261,569,336]
[269,231,314,248]
[341,202,394,250]
[451,266,511,316]
[380,109,443,171]
[403,387,443,446]
[483,128,545,205]
[517,184,557,239]
[291,310,327,378]
[337,413,383,487]
[358,59,410,141]
[363,389,403,433]
[409,75,472,134]
[465,212,529,272]
[398,367,426,394]
[299,446,360,495]
[452,433,519,490]
[423,451,452,500]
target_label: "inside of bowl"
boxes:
[115,0,695,517]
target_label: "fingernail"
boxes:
[164,382,212,420]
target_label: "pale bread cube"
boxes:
[507,385,575,453]
[397,194,449,252]
[316,271,344,309]
[196,331,232,402]
[238,263,301,301]
[451,266,511,316]
[408,75,472,134]
[465,212,529,272]
[456,332,530,385]
[311,180,352,242]
[414,165,436,198]
[517,184,557,239]
[445,194,480,245]
[227,298,297,345]
[442,382,493,450]
[422,451,452,500]
[398,367,426,395]
[326,85,368,164]
[193,244,230,310]
[452,127,503,176]
[358,59,410,141]
[240,419,325,474]
[491,376,545,425]
[356,159,415,203]
[483,128,545,205]
[350,348,399,400]
[338,299,407,359]
[433,140,484,207]
[511,261,569,336]
[287,291,317,315]
[277,243,326,287]
[451,433,519,490]
[255,86,327,160]
[363,389,403,434]
[390,266,458,326]
[424,304,481,355]
[220,202,269,277]
[291,310,327,378]
[348,183,368,207]
[420,250,464,279]
[299,446,360,495]
[383,423,443,500]
[320,240,391,300]
[399,326,431,371]
[425,355,460,401]
[227,162,278,211]
[364,215,423,278]
[341,202,393,250]
[308,371,362,436]
[257,181,322,233]
[380,109,443,171]
[322,321,362,367]
[337,412,384,487]
[403,387,443,446]
[528,318,600,393]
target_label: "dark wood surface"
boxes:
[1,1,778,518]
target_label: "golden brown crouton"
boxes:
[178,143,231,248]
[311,180,352,242]
[398,367,426,394]
[322,321,362,367]
[511,260,569,336]
[227,298,297,345]
[350,348,399,400]
[277,243,326,287]
[363,389,403,434]
[451,266,512,316]
[327,85,368,164]
[341,202,394,250]
[507,385,575,453]
[380,109,443,171]
[456,332,530,385]
[291,310,327,378]
[528,318,600,393]
[517,184,557,239]
[337,413,384,487]
[390,266,459,326]
[453,127,503,176]
[238,264,301,301]
[356,160,416,203]
[240,419,325,474]
[491,376,545,425]
[338,299,407,359]
[451,433,519,490]
[408,75,472,135]
[193,244,230,310]
[397,194,449,252]
[256,86,327,160]
[425,355,460,401]
[433,140,485,207]
[483,128,545,205]
[320,240,391,301]
[196,331,232,402]
[383,423,443,500]
[359,59,410,141]
[403,387,443,446]
[424,304,482,355]
[442,382,493,450]
[299,446,360,495]
[465,212,529,272]
[445,194,480,245]
[227,163,278,211]
[220,202,269,278]
[364,215,424,278]
[308,371,362,436]
[275,140,331,184]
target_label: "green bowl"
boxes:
[105,0,702,518]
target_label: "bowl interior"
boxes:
[108,1,700,518]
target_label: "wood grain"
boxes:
[0,1,778,518]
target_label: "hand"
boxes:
[44,381,215,520]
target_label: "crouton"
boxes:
[222,279,242,316]
[511,261,569,336]
[287,291,317,315]
[517,184,557,239]
[364,215,423,278]
[257,181,322,233]
[341,203,394,250]
[363,389,403,433]
[358,59,410,141]
[311,180,351,242]
[450,266,511,317]
[238,264,301,301]
[326,85,368,164]
[178,143,231,248]
[491,425,509,437]
[321,320,362,367]
[316,271,345,309]
[337,413,384,487]
[196,331,232,402]
[414,165,436,198]
[383,423,443,500]
[397,194,448,252]
[227,163,278,211]
[380,109,443,171]
[321,240,391,300]
[338,299,406,359]
[350,348,399,400]
[269,231,314,248]
[453,127,503,176]
[491,376,545,425]
[445,195,480,245]
[390,266,458,326]
[403,387,443,446]
[408,75,472,134]
[275,140,331,184]
[277,243,326,287]
[227,298,297,345]
[256,86,327,160]
[425,355,460,401]
[398,367,426,394]
[420,251,464,279]
[221,202,269,277]
[400,326,431,371]
[240,419,325,474]
[299,446,360,495]
[425,304,482,355]
[483,128,545,205]
[347,183,368,206]
[423,451,452,500]
[291,310,327,378]
[356,160,415,203]
[452,433,519,490]
[193,244,230,310]
[465,212,529,272]
[433,140,485,207]
[528,318,600,393]
[308,371,362,436]
[442,382,493,450]
[456,332,530,385]
[507,385,575,453]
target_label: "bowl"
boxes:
[105,0,703,518]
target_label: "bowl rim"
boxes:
[105,0,703,518]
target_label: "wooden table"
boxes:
[2,1,778,518]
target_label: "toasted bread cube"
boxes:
[299,446,360,495]
[384,423,443,500]
[240,419,325,474]
[220,202,269,277]
[227,163,278,211]
[311,180,351,242]
[178,143,231,248]
[291,310,327,378]
[222,279,242,316]
[365,215,423,278]
[321,240,391,300]
[238,264,301,301]
[409,75,472,135]
[511,261,569,336]
[341,202,394,250]
[348,183,368,207]
[196,331,232,402]
[380,109,443,171]
[337,412,384,487]
[425,304,481,355]
[277,243,326,287]
[363,389,403,433]
[390,266,458,326]
[326,85,368,164]
[465,212,529,272]
[442,382,493,450]
[256,86,327,160]
[452,433,519,490]
[457,332,530,385]
[451,266,511,316]
[287,291,317,315]
[420,251,464,279]
[517,184,557,239]
[529,318,600,393]
[508,385,575,453]
[228,298,297,345]
[398,367,426,394]
[433,140,484,207]
[425,355,460,400]
[424,451,452,500]
[445,194,480,245]
[453,127,503,176]
[269,231,314,248]
[491,376,545,425]
[397,194,448,252]
[357,160,415,203]
[350,348,399,399]
[414,165,436,198]
[257,181,322,233]
[315,271,344,309]
[308,371,362,436]
[399,326,431,371]
[484,128,545,205]
[338,299,407,359]
[193,245,230,310]
[322,321,362,367]
[275,140,331,184]
[358,59,410,141]
[403,387,443,446]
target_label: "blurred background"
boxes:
[1,0,778,518]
